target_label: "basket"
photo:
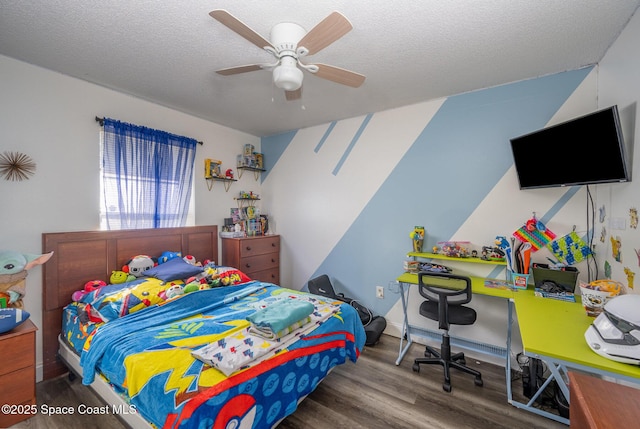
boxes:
[510,272,530,290]
[579,280,622,317]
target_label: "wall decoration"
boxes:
[630,208,638,229]
[599,205,606,223]
[610,235,622,262]
[0,151,36,181]
[600,227,606,243]
[513,214,556,251]
[547,231,592,265]
[604,260,612,279]
[624,267,635,289]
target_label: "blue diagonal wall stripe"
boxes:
[315,121,336,153]
[311,68,593,314]
[332,114,373,175]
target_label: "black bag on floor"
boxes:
[308,275,387,346]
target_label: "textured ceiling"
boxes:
[1,1,639,136]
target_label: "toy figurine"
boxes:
[225,168,234,179]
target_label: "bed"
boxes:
[42,226,366,429]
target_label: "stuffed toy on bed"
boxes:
[122,255,157,277]
[0,250,53,308]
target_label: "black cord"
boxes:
[585,185,599,282]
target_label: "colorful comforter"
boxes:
[76,281,366,429]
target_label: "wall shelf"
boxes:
[205,176,237,192]
[407,252,507,266]
[237,166,266,181]
[235,197,260,208]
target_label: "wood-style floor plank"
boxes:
[9,335,565,429]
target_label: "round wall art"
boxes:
[0,151,36,181]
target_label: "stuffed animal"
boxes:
[110,270,136,284]
[158,251,181,264]
[0,250,53,308]
[122,255,157,277]
[71,280,107,302]
[164,284,185,299]
[183,255,198,265]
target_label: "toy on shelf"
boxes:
[410,226,425,252]
[436,241,472,258]
[481,246,506,262]
[204,159,222,178]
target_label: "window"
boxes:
[99,118,197,230]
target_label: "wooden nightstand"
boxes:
[222,235,280,284]
[0,319,37,428]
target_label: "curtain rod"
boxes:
[95,116,203,145]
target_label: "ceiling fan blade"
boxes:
[210,9,274,50]
[313,63,365,88]
[216,64,264,76]
[285,88,302,101]
[297,11,352,56]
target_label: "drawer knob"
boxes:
[246,246,251,251]
[271,258,275,263]
[245,264,251,268]
[271,243,276,247]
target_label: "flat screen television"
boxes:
[510,106,630,189]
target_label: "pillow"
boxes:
[88,277,183,321]
[0,308,30,334]
[143,257,203,282]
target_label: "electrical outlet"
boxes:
[376,286,384,299]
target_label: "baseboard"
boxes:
[383,320,506,367]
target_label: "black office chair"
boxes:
[412,271,483,392]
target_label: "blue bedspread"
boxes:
[79,282,366,429]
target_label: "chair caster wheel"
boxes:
[424,350,432,357]
[475,377,483,387]
[457,358,466,365]
[442,383,452,392]
[412,363,420,372]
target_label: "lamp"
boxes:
[272,56,303,91]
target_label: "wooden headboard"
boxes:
[42,225,218,380]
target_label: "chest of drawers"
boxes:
[0,319,37,428]
[222,235,280,284]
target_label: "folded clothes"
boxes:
[246,298,314,334]
[192,300,339,376]
[248,315,312,340]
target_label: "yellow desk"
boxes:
[511,289,640,424]
[397,272,640,425]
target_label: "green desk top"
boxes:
[398,271,640,380]
[513,288,640,379]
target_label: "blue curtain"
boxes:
[101,118,197,229]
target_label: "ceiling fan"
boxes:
[209,9,366,101]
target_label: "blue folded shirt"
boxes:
[247,299,315,334]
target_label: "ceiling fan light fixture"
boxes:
[273,62,303,91]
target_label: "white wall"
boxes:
[0,54,260,381]
[597,10,640,291]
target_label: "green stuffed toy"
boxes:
[0,250,53,308]
[110,270,136,284]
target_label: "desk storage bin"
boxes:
[510,272,530,289]
[532,264,579,292]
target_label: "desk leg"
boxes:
[506,299,514,403]
[396,281,413,365]
[508,356,570,425]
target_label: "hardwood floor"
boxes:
[9,335,566,429]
